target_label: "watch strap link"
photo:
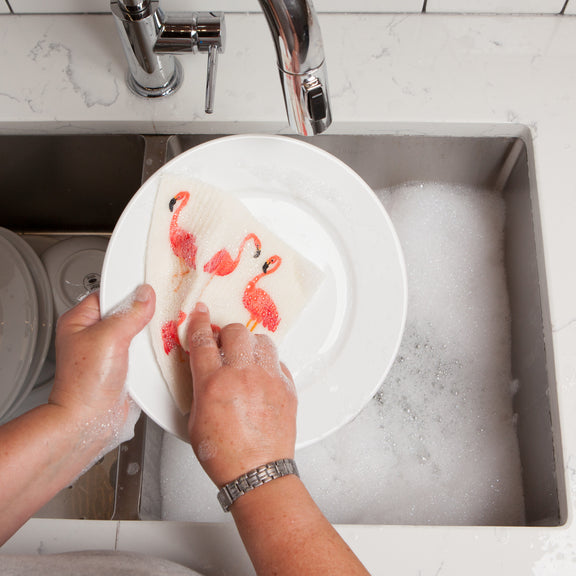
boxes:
[217,458,299,512]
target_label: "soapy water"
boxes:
[158,182,525,525]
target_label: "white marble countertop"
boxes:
[1,11,576,576]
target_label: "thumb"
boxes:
[102,284,156,345]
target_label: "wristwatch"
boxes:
[217,458,299,512]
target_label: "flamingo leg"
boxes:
[196,274,216,302]
[173,260,190,292]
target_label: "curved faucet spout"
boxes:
[258,0,332,135]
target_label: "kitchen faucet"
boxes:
[110,0,331,135]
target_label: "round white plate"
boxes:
[0,228,53,420]
[101,135,407,449]
[0,234,38,421]
[42,236,109,317]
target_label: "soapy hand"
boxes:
[186,302,297,487]
[50,284,156,447]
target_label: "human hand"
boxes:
[186,303,297,487]
[50,284,155,448]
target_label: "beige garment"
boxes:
[146,176,322,414]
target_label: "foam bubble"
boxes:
[188,326,218,351]
[72,395,140,480]
[105,291,136,318]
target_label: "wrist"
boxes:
[46,399,127,457]
[3,404,108,488]
[217,458,299,512]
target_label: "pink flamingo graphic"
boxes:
[161,310,187,357]
[203,233,262,277]
[242,255,282,333]
[169,191,197,290]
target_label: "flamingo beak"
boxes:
[262,260,270,274]
[254,247,262,259]
[169,197,177,212]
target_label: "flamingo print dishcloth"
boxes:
[146,175,323,415]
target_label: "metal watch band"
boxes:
[217,458,299,512]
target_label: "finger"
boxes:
[56,291,102,336]
[99,284,156,347]
[219,323,255,367]
[187,302,222,384]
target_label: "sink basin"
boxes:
[0,130,565,527]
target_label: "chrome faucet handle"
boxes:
[196,13,225,114]
[155,12,225,113]
[204,44,218,114]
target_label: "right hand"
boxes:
[186,302,297,487]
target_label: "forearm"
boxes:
[231,476,370,576]
[0,404,108,545]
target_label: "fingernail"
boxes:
[135,284,153,303]
[195,301,209,314]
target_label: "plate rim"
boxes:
[0,228,54,421]
[0,233,39,421]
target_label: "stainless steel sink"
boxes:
[0,131,565,527]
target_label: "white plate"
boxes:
[101,135,407,449]
[0,234,38,421]
[0,228,53,420]
[41,236,109,317]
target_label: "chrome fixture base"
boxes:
[126,59,183,98]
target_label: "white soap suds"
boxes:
[77,396,141,478]
[158,182,525,525]
[104,291,137,318]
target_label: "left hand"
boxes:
[50,284,155,443]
